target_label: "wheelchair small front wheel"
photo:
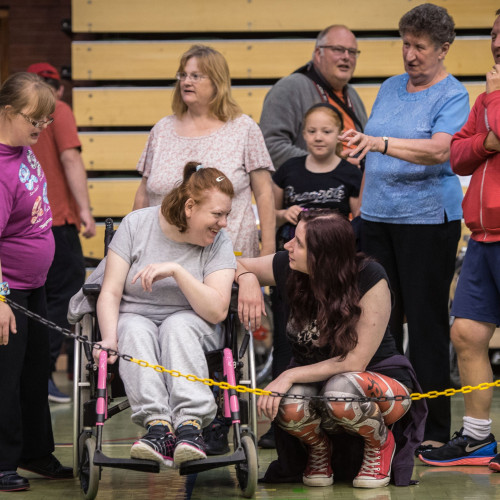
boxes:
[235,434,258,498]
[80,436,99,500]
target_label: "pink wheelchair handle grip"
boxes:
[223,348,240,423]
[96,350,108,424]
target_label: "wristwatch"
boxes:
[0,281,10,296]
[382,137,389,155]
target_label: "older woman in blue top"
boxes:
[339,3,469,452]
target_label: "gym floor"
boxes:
[12,371,500,500]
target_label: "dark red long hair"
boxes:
[287,210,366,359]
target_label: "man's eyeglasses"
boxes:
[318,45,361,58]
[19,112,54,128]
[175,72,208,83]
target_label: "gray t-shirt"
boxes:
[109,206,236,320]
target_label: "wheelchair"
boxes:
[70,219,259,499]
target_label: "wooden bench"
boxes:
[72,0,495,266]
[81,132,147,171]
[72,37,491,81]
[71,0,498,32]
[87,178,141,217]
[80,222,112,260]
[73,86,270,125]
[73,82,486,127]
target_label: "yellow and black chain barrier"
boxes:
[3,295,500,403]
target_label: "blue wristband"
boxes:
[0,281,10,296]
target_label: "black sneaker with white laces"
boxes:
[130,425,176,467]
[174,424,207,466]
[418,428,497,466]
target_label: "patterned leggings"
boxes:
[276,372,411,448]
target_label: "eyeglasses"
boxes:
[19,112,54,128]
[175,72,208,83]
[318,45,361,58]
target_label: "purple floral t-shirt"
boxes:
[0,144,54,289]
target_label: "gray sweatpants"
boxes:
[117,310,222,429]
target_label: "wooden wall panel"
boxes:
[72,0,494,263]
[81,132,147,171]
[74,82,486,128]
[73,86,270,126]
[72,38,491,81]
[88,178,141,217]
[72,0,498,33]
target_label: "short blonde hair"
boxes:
[171,45,242,122]
[0,72,55,119]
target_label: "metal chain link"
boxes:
[3,295,499,403]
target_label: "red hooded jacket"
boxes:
[450,90,500,242]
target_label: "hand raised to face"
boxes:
[486,65,500,94]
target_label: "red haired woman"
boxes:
[236,210,425,489]
[95,163,236,468]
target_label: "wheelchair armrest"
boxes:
[83,283,102,297]
[229,283,239,313]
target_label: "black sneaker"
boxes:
[414,443,437,458]
[489,453,500,472]
[130,425,176,467]
[258,424,276,449]
[174,424,207,466]
[18,454,73,479]
[419,428,497,466]
[0,471,29,492]
[203,418,230,456]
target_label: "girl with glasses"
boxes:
[0,72,72,493]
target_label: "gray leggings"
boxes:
[117,310,222,429]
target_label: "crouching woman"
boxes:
[236,210,426,488]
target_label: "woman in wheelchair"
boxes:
[235,210,426,489]
[94,162,236,468]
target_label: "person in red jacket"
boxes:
[419,8,500,470]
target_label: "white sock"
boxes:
[463,416,492,441]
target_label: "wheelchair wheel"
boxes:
[73,315,94,475]
[235,435,258,498]
[80,436,99,500]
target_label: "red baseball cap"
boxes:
[27,62,61,81]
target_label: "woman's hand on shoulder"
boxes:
[257,372,293,420]
[132,262,181,292]
[0,301,16,345]
[339,129,384,161]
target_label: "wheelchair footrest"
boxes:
[93,450,160,473]
[179,447,246,475]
